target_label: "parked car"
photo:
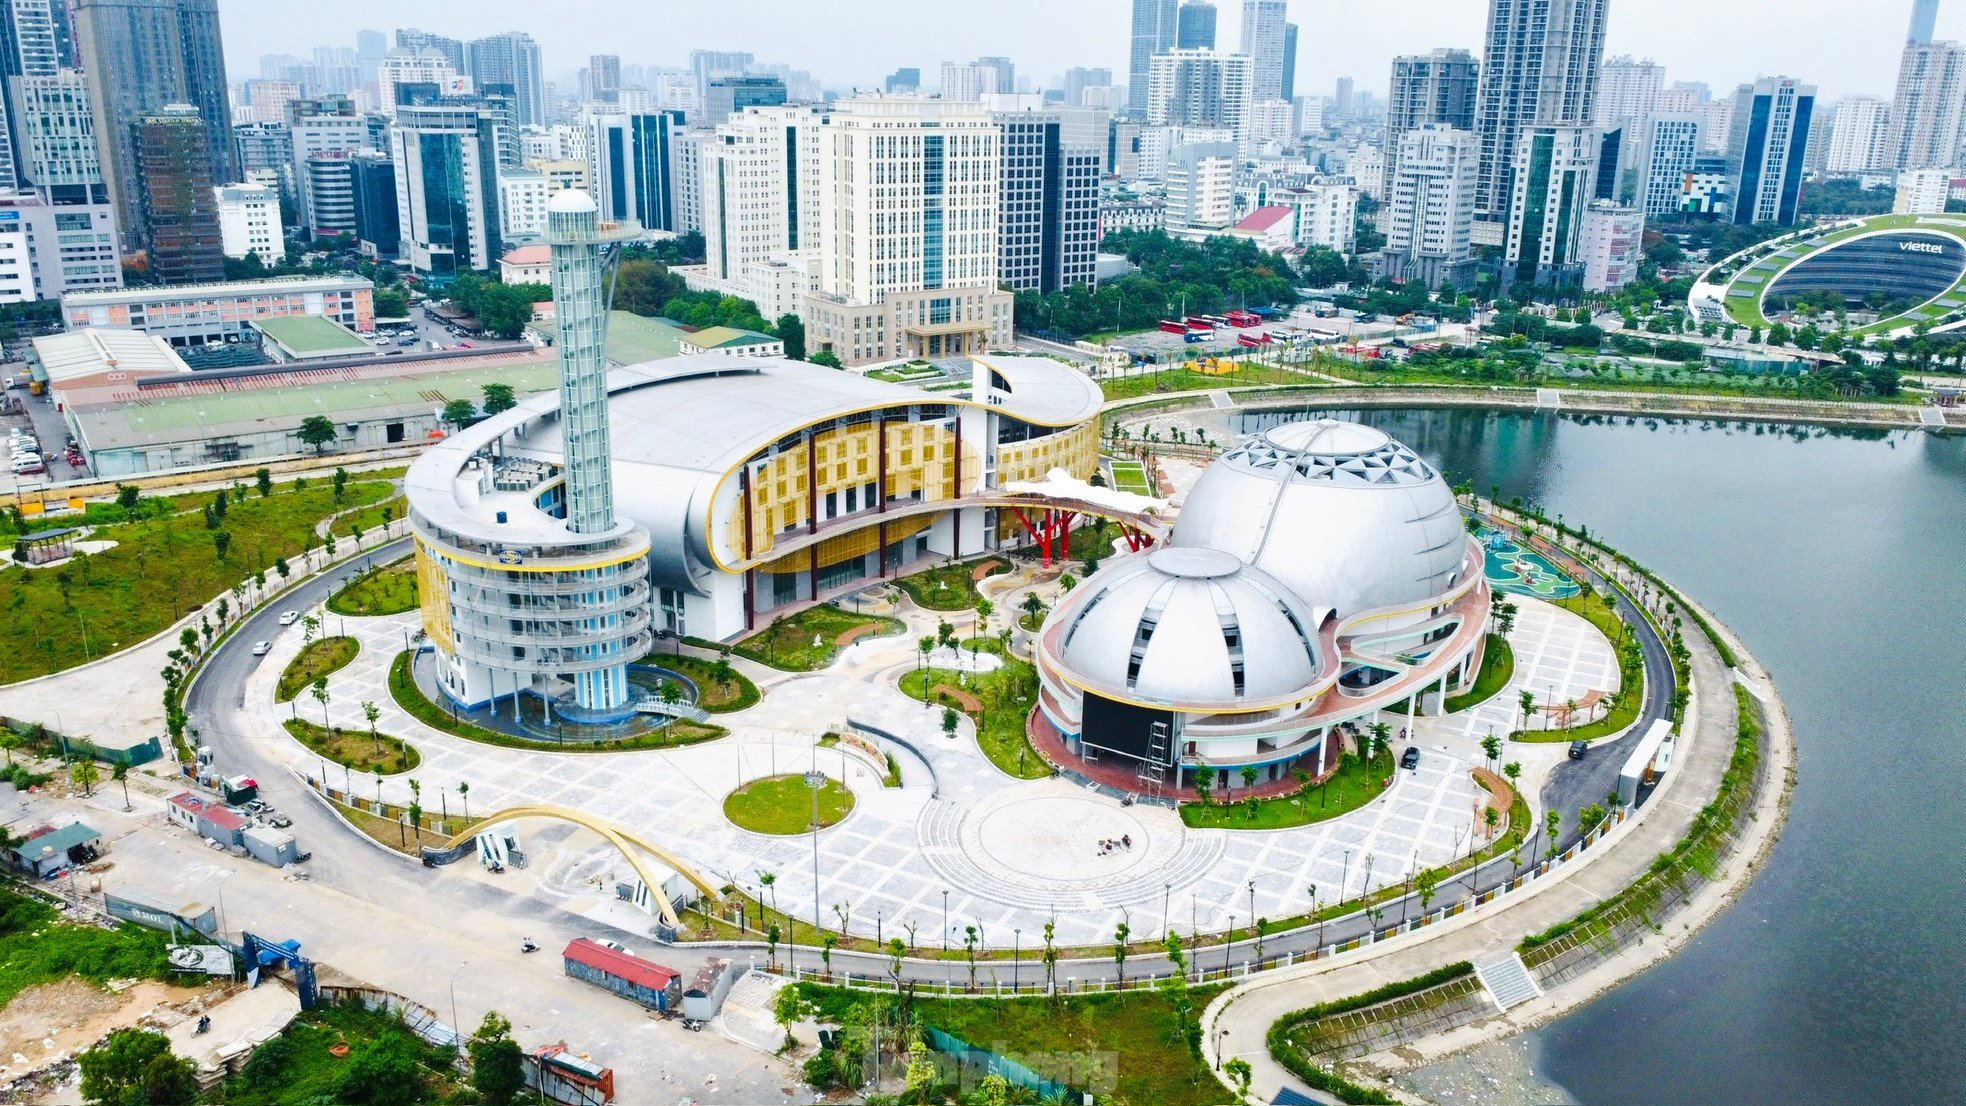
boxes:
[1568,740,1589,760]
[251,641,271,656]
[1400,746,1421,771]
[593,938,633,955]
[278,610,301,626]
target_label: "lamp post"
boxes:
[942,890,949,953]
[1225,914,1235,977]
[448,961,468,1059]
[1012,928,1021,991]
[1216,1027,1229,1071]
[804,769,826,977]
[1162,882,1172,940]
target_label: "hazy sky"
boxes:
[216,0,1942,102]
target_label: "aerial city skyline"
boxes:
[0,2,1959,1106]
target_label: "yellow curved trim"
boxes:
[422,537,652,575]
[441,804,721,929]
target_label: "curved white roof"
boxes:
[1171,418,1467,619]
[1053,547,1326,708]
[546,188,598,214]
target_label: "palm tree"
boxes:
[458,781,470,822]
[758,870,779,931]
[1367,721,1392,761]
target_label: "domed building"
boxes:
[1034,419,1490,792]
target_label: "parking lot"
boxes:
[3,374,88,489]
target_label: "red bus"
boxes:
[1159,320,1189,334]
[1237,333,1272,348]
[1226,311,1261,328]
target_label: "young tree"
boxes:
[940,707,959,738]
[332,467,349,502]
[963,924,980,990]
[1480,733,1502,772]
[442,398,478,430]
[481,382,517,415]
[1112,919,1131,990]
[296,415,338,454]
[78,1028,198,1106]
[1519,690,1538,732]
[1192,764,1215,804]
[1239,764,1258,792]
[213,530,232,560]
[809,349,844,369]
[774,313,807,360]
[115,483,142,514]
[468,1011,527,1106]
[458,780,470,821]
[71,758,99,796]
[310,676,332,731]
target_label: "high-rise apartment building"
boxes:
[1146,49,1253,136]
[1825,97,1892,174]
[1896,165,1952,212]
[467,32,544,127]
[389,101,506,276]
[694,104,824,319]
[73,0,233,253]
[941,61,1001,102]
[1636,114,1702,217]
[302,152,358,235]
[1911,0,1941,45]
[1472,0,1607,219]
[590,54,622,102]
[1177,2,1216,49]
[805,97,1012,364]
[1594,56,1665,136]
[377,50,459,117]
[14,70,103,202]
[355,29,387,85]
[1128,0,1179,113]
[1386,49,1479,197]
[394,28,464,71]
[1062,68,1114,109]
[994,111,1101,293]
[1579,199,1643,292]
[1725,77,1814,226]
[977,57,1016,95]
[134,106,224,282]
[689,49,753,110]
[1240,1,1290,103]
[1890,38,1966,169]
[587,110,686,232]
[1503,123,1600,285]
[1334,77,1355,121]
[702,76,786,126]
[1164,140,1237,227]
[288,95,369,233]
[0,192,119,300]
[1377,123,1479,288]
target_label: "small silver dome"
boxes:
[1052,547,1327,707]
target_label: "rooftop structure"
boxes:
[61,274,376,347]
[29,329,190,390]
[1035,418,1489,790]
[252,315,371,362]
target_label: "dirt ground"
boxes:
[0,979,212,1085]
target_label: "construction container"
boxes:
[561,939,680,1013]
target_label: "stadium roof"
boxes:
[603,311,688,365]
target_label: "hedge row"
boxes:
[1265,961,1476,1104]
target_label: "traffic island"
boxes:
[722,774,854,835]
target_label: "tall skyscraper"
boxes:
[1503,123,1599,285]
[73,0,234,252]
[1240,1,1290,102]
[1062,67,1114,108]
[1128,0,1179,113]
[697,103,823,313]
[1281,23,1297,102]
[1890,38,1966,168]
[394,28,464,71]
[977,56,1016,95]
[994,111,1101,293]
[689,49,752,109]
[354,29,386,85]
[1472,0,1608,219]
[587,110,685,231]
[1725,77,1814,226]
[389,100,506,276]
[1825,97,1892,173]
[1911,0,1941,44]
[1594,56,1665,151]
[15,70,104,202]
[941,60,1001,101]
[1334,76,1355,120]
[1177,1,1216,49]
[288,95,370,233]
[1386,49,1479,197]
[468,32,544,127]
[590,54,622,102]
[134,105,223,283]
[703,75,786,126]
[1636,114,1702,217]
[1378,123,1480,289]
[1146,49,1253,132]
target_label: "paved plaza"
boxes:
[238,587,1619,950]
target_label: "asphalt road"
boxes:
[185,519,1678,992]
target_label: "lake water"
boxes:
[1220,407,1966,1105]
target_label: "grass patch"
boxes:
[1109,459,1153,495]
[0,479,391,683]
[796,983,1227,1106]
[1099,360,1310,400]
[723,773,854,834]
[326,557,416,616]
[208,1000,462,1105]
[640,650,759,712]
[281,717,419,774]
[1180,748,1395,830]
[333,495,405,538]
[1267,962,1476,1105]
[0,887,175,1009]
[894,557,1010,612]
[736,604,904,671]
[386,651,725,752]
[275,636,360,702]
[1444,635,1514,713]
[898,640,1049,779]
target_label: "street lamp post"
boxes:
[1162,882,1171,940]
[804,769,826,979]
[1225,914,1235,977]
[1012,928,1021,991]
[942,890,949,953]
[448,961,468,1059]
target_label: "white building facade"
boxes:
[1578,200,1644,292]
[1378,124,1479,289]
[215,183,285,263]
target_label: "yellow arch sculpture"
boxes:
[442,804,722,929]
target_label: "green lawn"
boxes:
[332,494,405,538]
[1109,459,1153,496]
[326,557,417,616]
[735,604,904,670]
[275,636,360,702]
[1444,635,1514,713]
[206,1003,460,1106]
[0,888,175,1010]
[641,650,760,712]
[899,641,1050,779]
[723,773,854,834]
[894,557,1009,612]
[281,717,418,774]
[1514,589,1642,743]
[797,983,1227,1106]
[387,651,726,752]
[1099,360,1309,400]
[1180,747,1395,830]
[0,479,391,683]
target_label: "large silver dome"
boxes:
[1171,419,1467,620]
[1053,547,1327,707]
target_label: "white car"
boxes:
[251,641,271,656]
[278,610,301,626]
[593,939,632,955]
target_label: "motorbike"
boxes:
[194,1015,211,1036]
[520,938,538,953]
